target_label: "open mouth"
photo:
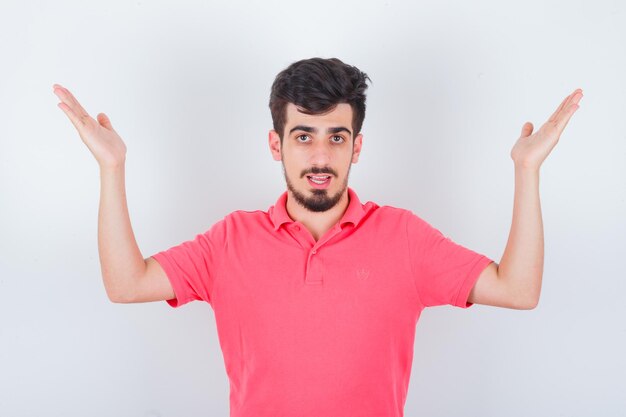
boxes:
[307,175,331,189]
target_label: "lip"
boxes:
[306,175,331,189]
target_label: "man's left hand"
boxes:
[510,88,583,170]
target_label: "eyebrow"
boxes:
[288,125,352,137]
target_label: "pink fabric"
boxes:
[151,187,494,417]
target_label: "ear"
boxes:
[351,133,363,163]
[268,130,282,161]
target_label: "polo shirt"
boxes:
[151,187,494,417]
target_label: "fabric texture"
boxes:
[151,187,494,417]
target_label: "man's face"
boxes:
[269,102,363,212]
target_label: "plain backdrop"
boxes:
[1,0,625,416]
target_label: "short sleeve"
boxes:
[150,218,227,308]
[406,211,494,308]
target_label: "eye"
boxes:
[296,134,310,142]
[331,135,345,143]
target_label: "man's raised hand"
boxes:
[510,88,583,170]
[53,84,127,169]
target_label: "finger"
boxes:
[520,121,534,137]
[53,86,83,118]
[53,86,90,119]
[57,101,87,131]
[55,86,90,118]
[549,88,583,123]
[97,112,114,131]
[555,100,581,133]
[548,90,576,123]
[554,90,583,129]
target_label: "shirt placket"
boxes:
[286,222,344,285]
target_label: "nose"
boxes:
[308,139,332,167]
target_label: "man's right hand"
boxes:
[53,84,127,169]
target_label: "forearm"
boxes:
[498,165,543,308]
[98,164,145,302]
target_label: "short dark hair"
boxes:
[269,57,372,143]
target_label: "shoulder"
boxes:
[365,204,436,236]
[221,208,275,231]
[223,209,268,223]
[368,203,415,222]
[227,208,268,219]
[356,201,417,232]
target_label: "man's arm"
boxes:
[468,88,583,310]
[98,165,174,303]
[54,84,174,303]
[468,167,541,310]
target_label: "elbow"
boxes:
[107,292,134,304]
[507,275,541,310]
[520,293,540,310]
[522,298,539,310]
[106,288,124,303]
[526,283,542,310]
[103,277,133,304]
[507,291,540,310]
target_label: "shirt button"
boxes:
[312,249,317,254]
[294,225,300,231]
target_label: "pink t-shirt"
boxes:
[151,187,494,417]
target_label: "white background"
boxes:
[1,0,625,416]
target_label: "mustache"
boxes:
[303,168,336,176]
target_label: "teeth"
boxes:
[309,176,330,184]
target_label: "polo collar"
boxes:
[269,187,365,231]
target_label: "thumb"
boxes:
[521,121,534,137]
[97,112,114,131]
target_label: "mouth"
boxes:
[306,174,331,189]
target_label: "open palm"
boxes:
[511,88,583,170]
[53,84,127,169]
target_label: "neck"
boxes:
[285,189,350,241]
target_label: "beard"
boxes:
[282,161,351,213]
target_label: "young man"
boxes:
[53,57,582,416]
